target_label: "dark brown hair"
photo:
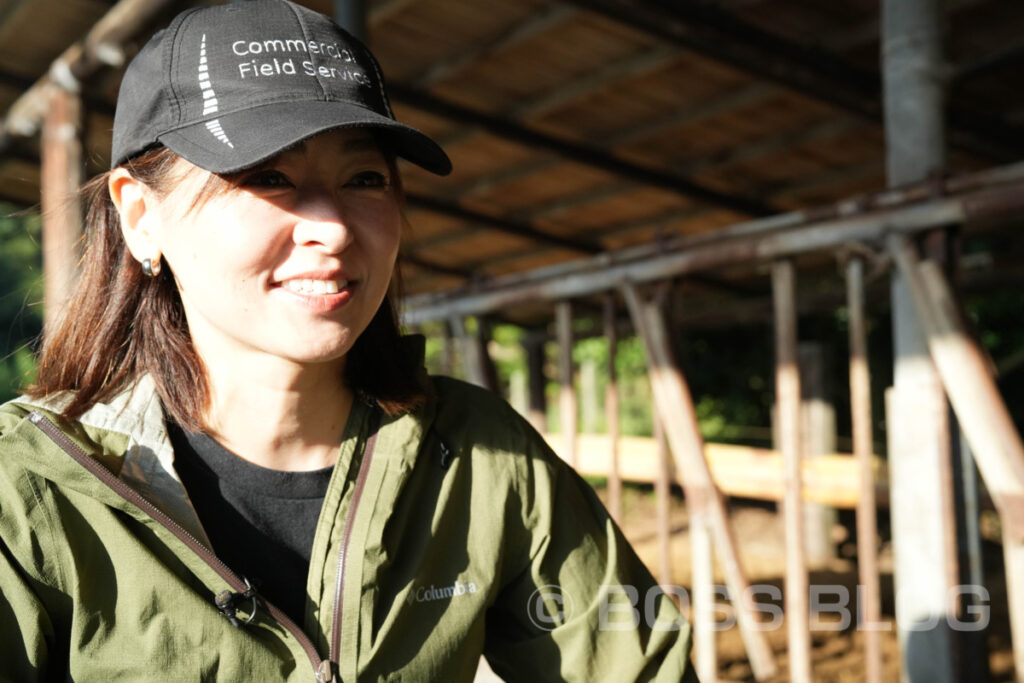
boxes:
[29,144,426,430]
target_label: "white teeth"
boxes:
[283,279,346,295]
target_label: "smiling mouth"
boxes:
[281,278,349,295]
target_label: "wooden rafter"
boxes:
[410,5,576,88]
[389,84,775,216]
[406,192,602,254]
[561,0,1024,161]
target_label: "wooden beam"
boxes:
[402,169,1024,324]
[40,88,83,340]
[401,253,474,279]
[388,84,775,216]
[951,35,1024,84]
[680,118,864,177]
[510,44,677,120]
[771,260,811,683]
[406,192,602,255]
[621,282,778,681]
[608,83,775,147]
[1,0,180,151]
[412,5,576,88]
[846,255,883,683]
[562,0,1024,162]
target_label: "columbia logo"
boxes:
[406,579,478,605]
[198,35,233,148]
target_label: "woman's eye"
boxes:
[242,170,293,189]
[347,171,389,189]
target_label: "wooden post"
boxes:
[889,237,1024,681]
[621,282,777,681]
[882,0,959,677]
[603,295,623,523]
[556,302,578,469]
[654,402,672,586]
[580,357,599,434]
[442,319,456,376]
[523,331,549,434]
[449,315,495,391]
[690,512,716,683]
[799,342,838,566]
[846,256,883,683]
[40,87,84,340]
[772,260,811,683]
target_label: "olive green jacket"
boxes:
[0,371,696,682]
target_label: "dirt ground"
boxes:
[603,485,1017,682]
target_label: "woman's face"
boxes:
[134,129,402,374]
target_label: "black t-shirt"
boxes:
[168,422,332,626]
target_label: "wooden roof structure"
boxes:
[2,0,1024,328]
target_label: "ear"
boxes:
[109,168,162,264]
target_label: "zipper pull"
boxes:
[316,660,335,682]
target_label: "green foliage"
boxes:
[0,206,43,401]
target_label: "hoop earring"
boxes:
[141,257,162,277]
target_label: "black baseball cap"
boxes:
[111,0,451,175]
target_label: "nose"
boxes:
[291,189,354,253]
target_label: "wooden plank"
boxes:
[40,87,82,339]
[846,256,883,683]
[544,432,889,508]
[556,301,578,469]
[772,259,811,683]
[621,282,777,681]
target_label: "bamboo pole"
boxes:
[556,301,578,469]
[40,87,83,340]
[772,260,811,683]
[603,294,622,523]
[889,236,1024,680]
[846,256,883,683]
[621,282,777,681]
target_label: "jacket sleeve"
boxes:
[483,429,699,683]
[0,538,53,681]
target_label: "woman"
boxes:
[0,1,696,680]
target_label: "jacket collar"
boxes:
[11,374,212,545]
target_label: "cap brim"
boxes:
[158,99,451,175]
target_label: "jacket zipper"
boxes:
[329,411,381,678]
[29,410,381,683]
